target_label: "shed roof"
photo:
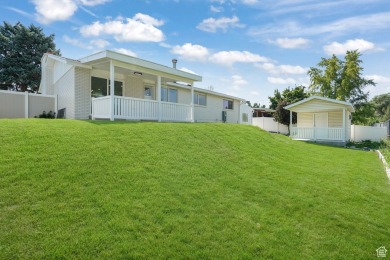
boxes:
[284,96,354,112]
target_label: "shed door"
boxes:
[314,113,328,139]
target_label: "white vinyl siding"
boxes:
[194,94,239,123]
[75,67,91,119]
[56,67,75,119]
[297,112,313,127]
[328,111,343,128]
[125,75,144,99]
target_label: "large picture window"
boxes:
[91,77,123,97]
[161,87,177,103]
[194,93,207,106]
[223,99,233,110]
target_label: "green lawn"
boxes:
[1,119,389,259]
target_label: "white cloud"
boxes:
[80,14,165,42]
[171,43,209,61]
[32,0,109,24]
[89,39,110,49]
[179,67,198,75]
[272,37,310,49]
[268,77,296,85]
[210,51,269,66]
[256,63,308,75]
[250,91,259,96]
[63,35,109,50]
[33,0,78,24]
[366,74,390,84]
[79,0,110,6]
[112,48,137,57]
[210,5,224,12]
[232,75,247,90]
[197,16,244,33]
[133,13,164,26]
[323,39,382,55]
[249,12,390,38]
[241,0,259,5]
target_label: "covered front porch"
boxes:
[92,96,192,122]
[81,51,202,122]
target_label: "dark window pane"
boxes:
[223,99,233,109]
[91,77,107,97]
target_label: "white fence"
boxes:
[0,90,57,118]
[351,125,387,142]
[252,117,289,134]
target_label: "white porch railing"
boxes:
[161,101,191,122]
[290,127,344,141]
[92,96,192,122]
[114,96,158,120]
[92,96,110,119]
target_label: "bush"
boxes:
[34,110,56,119]
[346,139,387,150]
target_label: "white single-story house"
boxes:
[39,50,247,123]
[284,96,354,143]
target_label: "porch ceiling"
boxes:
[79,50,202,84]
[91,61,184,83]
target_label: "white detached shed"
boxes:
[285,96,354,143]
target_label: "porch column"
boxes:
[157,75,161,122]
[190,83,194,122]
[110,60,115,121]
[342,108,346,142]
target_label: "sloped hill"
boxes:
[1,120,389,259]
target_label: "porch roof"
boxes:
[79,50,202,83]
[284,96,354,113]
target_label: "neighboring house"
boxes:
[39,50,244,123]
[285,96,354,143]
[252,107,275,118]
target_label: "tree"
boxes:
[274,100,296,128]
[308,50,375,124]
[269,89,281,110]
[371,93,390,122]
[245,101,252,108]
[268,86,309,131]
[0,22,59,92]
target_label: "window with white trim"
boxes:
[223,99,233,110]
[194,93,207,106]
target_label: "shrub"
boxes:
[34,110,56,119]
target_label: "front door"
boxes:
[314,113,328,139]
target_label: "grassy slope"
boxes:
[0,119,389,259]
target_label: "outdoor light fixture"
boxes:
[134,72,143,76]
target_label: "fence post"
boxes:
[24,91,29,118]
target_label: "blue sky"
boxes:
[2,0,390,106]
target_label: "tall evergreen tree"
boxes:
[0,22,59,92]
